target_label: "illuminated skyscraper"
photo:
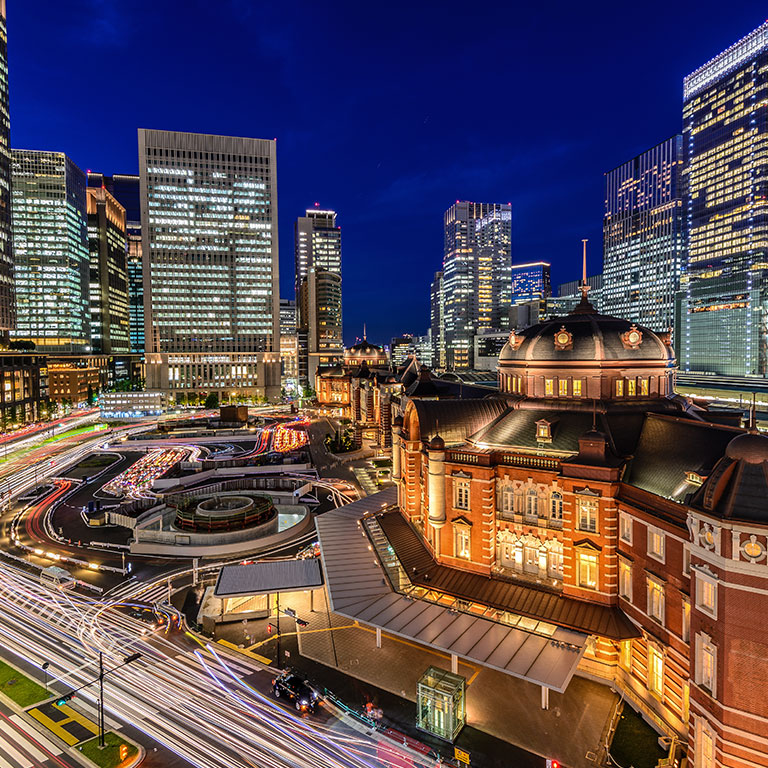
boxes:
[88,172,144,355]
[11,150,90,353]
[430,270,445,369]
[0,0,13,338]
[86,186,130,354]
[603,136,684,331]
[442,201,512,369]
[139,129,280,399]
[679,23,768,376]
[294,207,342,387]
[511,261,551,305]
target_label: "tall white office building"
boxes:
[139,129,280,400]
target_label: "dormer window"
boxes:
[615,379,624,397]
[536,419,552,443]
[554,326,573,350]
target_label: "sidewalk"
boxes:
[211,587,615,768]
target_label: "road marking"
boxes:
[9,715,61,756]
[0,734,33,767]
[0,718,50,763]
[218,639,272,665]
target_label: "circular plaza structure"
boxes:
[173,492,277,533]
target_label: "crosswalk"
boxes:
[0,713,67,768]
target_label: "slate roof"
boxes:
[378,510,638,641]
[624,413,739,502]
[500,311,673,363]
[410,398,507,446]
[214,558,323,597]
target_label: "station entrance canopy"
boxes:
[315,487,587,693]
[214,558,323,598]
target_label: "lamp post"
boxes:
[55,652,141,748]
[42,662,49,692]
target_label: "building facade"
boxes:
[603,136,684,332]
[555,273,604,315]
[0,1,14,339]
[0,353,47,426]
[390,335,415,368]
[86,186,130,354]
[679,22,768,377]
[442,202,512,370]
[430,270,445,370]
[386,291,768,767]
[511,261,551,305]
[279,298,298,393]
[138,129,280,400]
[294,208,342,388]
[11,151,90,353]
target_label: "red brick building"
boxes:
[389,292,768,766]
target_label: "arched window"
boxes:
[501,486,515,517]
[547,540,563,580]
[550,492,563,524]
[514,488,524,515]
[526,488,538,519]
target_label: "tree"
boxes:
[204,393,219,409]
[8,340,35,351]
[86,384,96,405]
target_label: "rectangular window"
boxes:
[454,526,471,560]
[639,377,649,396]
[627,378,636,396]
[577,497,598,533]
[647,576,665,624]
[619,559,632,601]
[648,645,664,696]
[698,726,715,768]
[578,552,598,589]
[695,573,717,619]
[572,379,583,397]
[697,636,716,695]
[682,598,691,643]
[683,545,691,576]
[619,512,633,544]
[454,480,470,511]
[647,527,665,562]
[620,640,632,671]
[558,379,568,396]
[615,379,624,397]
[544,378,554,396]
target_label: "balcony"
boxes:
[497,511,563,531]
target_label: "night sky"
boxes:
[9,1,768,346]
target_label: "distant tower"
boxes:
[295,207,342,388]
[0,1,15,341]
[442,202,512,369]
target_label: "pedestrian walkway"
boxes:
[0,713,67,768]
[27,701,99,746]
[352,467,378,495]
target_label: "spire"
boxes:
[363,322,367,341]
[571,239,596,314]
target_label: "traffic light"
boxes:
[55,692,75,706]
[545,760,559,768]
[296,618,309,627]
[267,623,275,634]
[119,745,129,760]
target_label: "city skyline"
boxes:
[9,1,768,344]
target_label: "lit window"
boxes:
[550,491,562,522]
[698,724,715,768]
[619,512,632,544]
[695,572,717,619]
[577,496,598,532]
[639,377,649,396]
[620,640,632,671]
[648,645,664,696]
[577,551,598,589]
[615,379,624,397]
[454,480,470,511]
[525,488,538,518]
[572,379,583,397]
[544,378,554,396]
[454,525,471,560]
[696,635,716,695]
[682,598,691,643]
[535,420,552,442]
[647,576,665,624]
[558,379,568,396]
[627,378,636,396]
[647,527,665,562]
[619,559,632,601]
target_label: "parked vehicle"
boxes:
[271,671,319,713]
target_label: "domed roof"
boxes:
[499,310,673,365]
[726,431,768,464]
[428,434,445,451]
[346,339,385,356]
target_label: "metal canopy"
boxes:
[315,487,587,693]
[214,558,322,598]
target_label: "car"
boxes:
[271,672,319,713]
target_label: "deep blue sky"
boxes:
[8,1,768,345]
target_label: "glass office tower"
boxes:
[11,151,90,353]
[138,129,280,399]
[603,136,684,331]
[443,201,512,369]
[0,1,14,338]
[88,173,144,355]
[430,270,445,370]
[86,186,130,354]
[679,23,768,376]
[511,262,552,304]
[294,208,342,387]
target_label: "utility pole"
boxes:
[276,592,281,669]
[99,653,105,748]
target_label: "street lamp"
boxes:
[55,652,141,748]
[42,661,49,692]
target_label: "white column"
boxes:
[541,686,549,710]
[451,653,458,674]
[392,429,401,480]
[376,627,382,648]
[427,445,446,529]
